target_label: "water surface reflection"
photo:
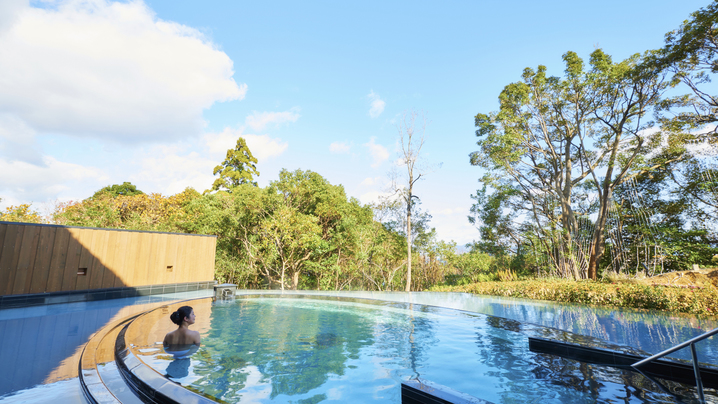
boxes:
[132,295,713,403]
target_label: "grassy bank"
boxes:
[430,279,718,316]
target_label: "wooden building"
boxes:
[0,221,216,303]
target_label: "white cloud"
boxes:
[360,176,385,187]
[367,90,385,118]
[108,123,291,196]
[0,113,43,165]
[245,108,300,131]
[0,0,246,142]
[132,145,216,195]
[364,137,389,168]
[0,155,108,203]
[0,0,26,35]
[204,128,242,156]
[203,127,288,162]
[242,134,288,161]
[358,190,392,205]
[329,141,351,154]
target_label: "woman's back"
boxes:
[163,328,200,346]
[163,306,201,347]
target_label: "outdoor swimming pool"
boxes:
[128,295,718,403]
[2,291,717,403]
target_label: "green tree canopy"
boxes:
[93,182,144,198]
[209,137,259,192]
[605,161,718,273]
[648,0,718,138]
[471,49,675,280]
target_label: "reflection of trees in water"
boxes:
[190,299,377,401]
[530,354,713,403]
[160,297,717,403]
[470,315,701,403]
[478,314,715,402]
[472,316,588,402]
[370,304,439,379]
[490,302,718,362]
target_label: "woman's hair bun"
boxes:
[169,306,193,326]
[170,311,182,325]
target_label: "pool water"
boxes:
[137,296,708,403]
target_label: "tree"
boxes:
[392,111,428,291]
[209,137,259,192]
[260,203,322,290]
[471,50,674,280]
[266,169,354,290]
[468,184,521,256]
[56,188,201,231]
[649,1,718,139]
[372,195,434,290]
[0,202,43,223]
[668,157,718,224]
[93,182,144,198]
[604,160,718,273]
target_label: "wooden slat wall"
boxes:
[0,222,216,296]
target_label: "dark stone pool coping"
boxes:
[0,281,215,309]
[79,316,139,404]
[529,337,718,389]
[401,379,493,404]
[115,322,214,404]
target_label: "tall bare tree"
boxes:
[393,111,427,291]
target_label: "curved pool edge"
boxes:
[115,319,214,404]
[78,296,213,404]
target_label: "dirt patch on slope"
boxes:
[643,267,718,288]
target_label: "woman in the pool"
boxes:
[163,306,201,358]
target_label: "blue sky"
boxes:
[0,0,711,245]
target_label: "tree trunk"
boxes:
[405,192,412,292]
[588,190,611,280]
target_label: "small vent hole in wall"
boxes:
[167,265,173,272]
[77,268,87,276]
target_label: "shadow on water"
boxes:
[0,303,125,396]
[0,295,191,397]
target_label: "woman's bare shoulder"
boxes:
[163,330,177,345]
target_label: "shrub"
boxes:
[430,279,718,316]
[496,268,517,282]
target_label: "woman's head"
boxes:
[170,306,194,326]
